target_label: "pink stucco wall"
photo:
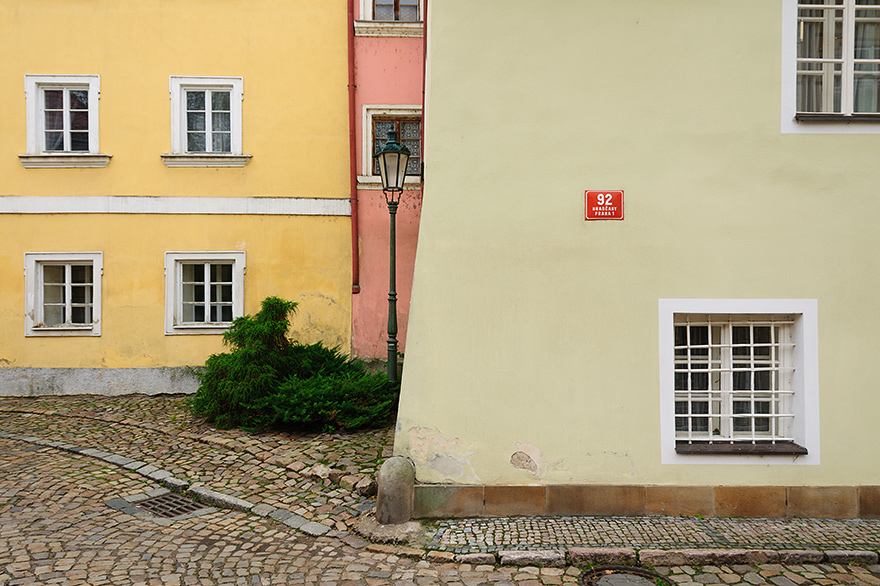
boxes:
[351,33,424,359]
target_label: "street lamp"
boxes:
[374,130,411,384]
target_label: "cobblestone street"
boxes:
[2,395,879,585]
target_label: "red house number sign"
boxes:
[585,190,624,220]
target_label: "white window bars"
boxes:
[673,314,797,445]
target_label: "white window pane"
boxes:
[188,133,206,152]
[212,133,231,153]
[211,91,230,111]
[43,285,65,304]
[43,305,65,325]
[186,91,205,111]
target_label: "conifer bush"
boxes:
[190,296,398,431]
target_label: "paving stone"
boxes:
[300,521,332,536]
[282,515,308,529]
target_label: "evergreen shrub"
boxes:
[190,296,398,431]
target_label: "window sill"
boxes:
[795,113,880,123]
[19,154,112,168]
[165,324,231,335]
[161,154,252,168]
[675,440,808,456]
[357,175,422,190]
[26,327,99,337]
[354,20,423,37]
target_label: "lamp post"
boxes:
[374,130,411,384]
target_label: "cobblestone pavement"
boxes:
[2,394,880,586]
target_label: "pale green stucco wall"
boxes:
[395,0,880,487]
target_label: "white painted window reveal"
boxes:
[658,299,820,465]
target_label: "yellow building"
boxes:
[0,1,352,394]
[397,0,880,518]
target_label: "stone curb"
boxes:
[449,548,880,568]
[187,485,254,512]
[0,428,335,541]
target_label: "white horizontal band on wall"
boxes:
[0,196,351,216]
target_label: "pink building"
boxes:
[348,0,425,360]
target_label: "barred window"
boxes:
[374,0,419,21]
[373,117,421,177]
[673,314,807,455]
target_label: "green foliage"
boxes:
[190,296,399,431]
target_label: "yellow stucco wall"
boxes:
[397,0,880,486]
[0,1,352,375]
[0,214,351,367]
[0,0,349,198]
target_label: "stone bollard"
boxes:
[375,456,414,525]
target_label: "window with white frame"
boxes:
[24,252,103,336]
[165,252,245,334]
[360,106,422,187]
[374,0,419,21]
[783,0,880,131]
[163,77,250,167]
[355,0,423,36]
[21,75,110,168]
[797,0,880,115]
[658,300,820,464]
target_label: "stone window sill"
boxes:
[675,441,808,456]
[19,154,112,168]
[354,20,423,37]
[161,154,252,168]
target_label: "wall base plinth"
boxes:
[413,484,880,520]
[0,367,200,396]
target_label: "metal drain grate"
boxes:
[134,492,203,518]
[580,566,674,586]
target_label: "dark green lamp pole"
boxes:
[374,130,411,384]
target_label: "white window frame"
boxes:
[24,252,103,337]
[162,76,251,167]
[359,105,422,189]
[782,0,880,133]
[164,251,245,335]
[21,75,110,168]
[355,0,424,37]
[658,299,820,465]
